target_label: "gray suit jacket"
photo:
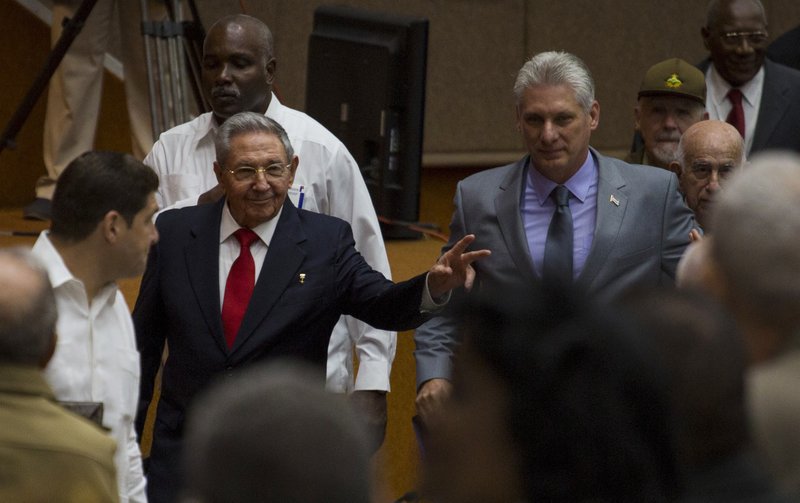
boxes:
[414,150,696,386]
[698,59,800,154]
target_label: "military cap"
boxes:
[638,58,706,105]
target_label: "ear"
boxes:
[288,155,299,185]
[589,100,600,131]
[701,26,712,51]
[213,161,224,184]
[514,104,522,133]
[266,57,277,85]
[101,210,123,243]
[669,161,683,179]
[634,103,642,131]
[39,331,57,369]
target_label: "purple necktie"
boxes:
[543,185,573,284]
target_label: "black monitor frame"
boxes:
[305,5,429,239]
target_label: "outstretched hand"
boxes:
[427,234,491,299]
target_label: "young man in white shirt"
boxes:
[32,151,160,503]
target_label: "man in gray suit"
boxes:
[414,51,697,422]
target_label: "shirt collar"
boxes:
[0,365,55,400]
[33,231,119,307]
[35,231,73,289]
[192,112,218,152]
[194,92,282,151]
[219,200,282,247]
[707,63,764,107]
[265,91,281,117]
[528,150,598,206]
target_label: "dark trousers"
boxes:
[146,419,184,503]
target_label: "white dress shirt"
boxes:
[705,64,764,155]
[32,232,147,503]
[144,94,395,392]
[218,202,278,307]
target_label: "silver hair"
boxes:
[710,152,800,329]
[513,51,595,113]
[0,248,57,365]
[214,112,295,166]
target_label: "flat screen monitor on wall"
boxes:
[305,5,429,239]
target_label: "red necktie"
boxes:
[221,228,259,348]
[726,88,745,139]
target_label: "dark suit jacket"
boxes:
[699,59,800,154]
[134,198,428,441]
[414,150,696,386]
[768,26,800,74]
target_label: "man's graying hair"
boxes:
[215,112,295,166]
[514,51,596,113]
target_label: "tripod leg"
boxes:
[140,0,162,140]
[167,24,185,124]
[155,25,173,132]
[0,0,100,155]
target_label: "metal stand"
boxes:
[0,0,99,156]
[140,0,207,139]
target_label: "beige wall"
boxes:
[193,0,800,164]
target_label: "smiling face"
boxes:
[635,96,706,170]
[702,0,768,87]
[214,131,297,228]
[202,19,275,123]
[516,84,599,184]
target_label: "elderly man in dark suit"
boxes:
[413,51,697,423]
[699,0,800,155]
[133,112,489,503]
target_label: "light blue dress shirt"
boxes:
[521,152,599,279]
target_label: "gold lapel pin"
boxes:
[610,195,620,206]
[299,273,306,284]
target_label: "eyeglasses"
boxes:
[690,164,736,180]
[719,30,769,47]
[225,163,291,182]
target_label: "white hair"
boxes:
[710,151,800,330]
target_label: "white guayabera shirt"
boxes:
[33,231,147,503]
